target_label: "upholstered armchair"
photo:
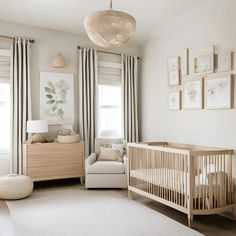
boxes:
[85,138,127,188]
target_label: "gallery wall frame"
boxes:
[194,52,215,75]
[183,77,204,110]
[205,73,234,109]
[167,56,180,86]
[181,48,189,76]
[168,90,181,110]
[217,52,233,72]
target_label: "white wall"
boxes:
[0,20,139,174]
[140,0,236,210]
[0,154,10,175]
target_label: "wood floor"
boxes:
[134,194,236,236]
[0,179,235,236]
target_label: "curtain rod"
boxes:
[77,46,140,60]
[0,34,35,43]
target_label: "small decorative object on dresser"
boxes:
[57,128,81,143]
[23,141,84,183]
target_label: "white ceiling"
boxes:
[0,0,208,45]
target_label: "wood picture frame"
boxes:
[181,48,189,76]
[40,72,74,125]
[183,77,203,110]
[205,73,233,109]
[194,52,214,74]
[168,56,180,72]
[168,91,181,110]
[217,52,233,72]
[168,70,180,86]
[167,56,180,86]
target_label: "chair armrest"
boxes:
[85,153,97,166]
[123,154,128,173]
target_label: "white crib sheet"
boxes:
[130,168,208,194]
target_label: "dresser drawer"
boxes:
[27,164,83,180]
[27,143,83,158]
[27,152,83,167]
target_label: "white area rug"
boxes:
[7,186,202,236]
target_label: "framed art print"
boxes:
[194,53,214,74]
[168,56,180,86]
[169,70,180,86]
[40,72,74,124]
[205,73,233,109]
[218,52,233,72]
[183,78,203,109]
[181,48,189,76]
[168,91,181,110]
[168,56,180,72]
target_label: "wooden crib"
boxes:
[127,142,234,227]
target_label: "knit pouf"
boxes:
[0,174,33,200]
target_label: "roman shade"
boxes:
[98,61,121,85]
[0,49,11,80]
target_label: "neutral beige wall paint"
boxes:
[0,20,139,174]
[0,20,139,134]
[140,0,236,213]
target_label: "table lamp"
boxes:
[26,120,48,143]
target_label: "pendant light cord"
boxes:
[110,0,113,9]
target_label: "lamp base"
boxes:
[27,133,46,144]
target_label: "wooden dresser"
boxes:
[23,141,84,182]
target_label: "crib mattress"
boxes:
[130,168,208,194]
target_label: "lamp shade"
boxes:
[84,10,136,48]
[52,53,66,67]
[27,120,48,133]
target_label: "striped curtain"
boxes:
[78,47,97,158]
[11,38,32,174]
[122,54,139,142]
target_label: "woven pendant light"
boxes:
[84,0,136,48]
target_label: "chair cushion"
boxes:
[86,161,125,174]
[97,147,122,161]
[95,138,123,155]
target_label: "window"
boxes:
[97,57,123,138]
[0,49,11,154]
[98,84,122,138]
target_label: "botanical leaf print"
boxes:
[44,80,69,120]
